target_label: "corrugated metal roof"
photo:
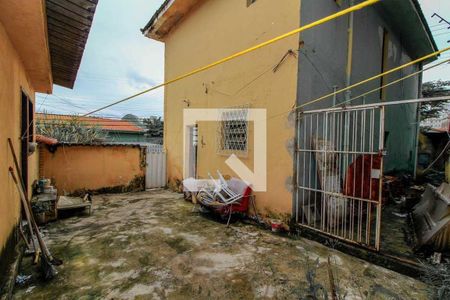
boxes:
[37,113,145,133]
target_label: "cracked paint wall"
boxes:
[162,0,300,215]
[39,145,145,195]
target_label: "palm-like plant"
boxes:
[37,113,105,144]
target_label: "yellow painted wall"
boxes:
[163,0,300,215]
[0,21,38,253]
[40,145,145,194]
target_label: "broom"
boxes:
[9,167,58,279]
[7,138,62,265]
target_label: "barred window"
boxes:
[217,108,248,154]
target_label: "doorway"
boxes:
[20,91,33,193]
[186,125,198,178]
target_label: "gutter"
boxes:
[410,0,439,53]
[141,0,175,36]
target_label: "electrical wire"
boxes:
[334,58,450,107]
[266,53,450,122]
[293,46,450,111]
[81,0,380,117]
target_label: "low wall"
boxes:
[39,144,146,195]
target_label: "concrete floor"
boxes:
[14,190,428,299]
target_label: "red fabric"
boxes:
[344,154,381,202]
[215,186,252,216]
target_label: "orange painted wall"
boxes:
[0,20,38,255]
[39,145,145,195]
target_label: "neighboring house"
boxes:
[36,113,147,143]
[142,0,436,250]
[0,0,97,285]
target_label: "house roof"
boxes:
[377,0,438,61]
[37,113,145,133]
[142,0,437,61]
[45,0,98,88]
[141,0,202,41]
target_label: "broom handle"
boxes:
[7,138,27,193]
[7,139,54,260]
[8,168,39,252]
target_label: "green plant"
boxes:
[37,113,105,143]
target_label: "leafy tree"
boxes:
[122,114,145,129]
[37,113,105,143]
[143,116,164,138]
[420,80,450,121]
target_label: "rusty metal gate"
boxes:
[295,105,385,250]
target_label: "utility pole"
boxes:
[432,13,450,43]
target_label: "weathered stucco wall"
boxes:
[39,145,145,195]
[297,1,421,173]
[0,21,38,260]
[163,0,300,215]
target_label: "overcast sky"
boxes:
[37,0,450,119]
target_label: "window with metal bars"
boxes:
[218,108,248,154]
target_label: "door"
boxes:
[187,125,198,178]
[20,91,32,192]
[145,144,166,189]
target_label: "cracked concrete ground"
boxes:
[13,190,428,299]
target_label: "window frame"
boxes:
[217,107,249,157]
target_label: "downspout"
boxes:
[345,0,355,102]
[413,63,424,179]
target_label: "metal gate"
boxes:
[145,144,166,189]
[295,105,385,250]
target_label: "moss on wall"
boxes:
[70,175,145,197]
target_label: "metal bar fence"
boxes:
[295,106,384,250]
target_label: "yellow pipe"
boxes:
[346,0,355,89]
[337,58,450,107]
[83,0,380,116]
[296,46,450,110]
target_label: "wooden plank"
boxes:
[65,0,97,11]
[45,0,97,88]
[47,19,90,38]
[46,4,92,27]
[49,31,86,46]
[50,49,82,62]
[51,60,81,72]
[47,13,91,33]
[48,32,86,48]
[47,17,90,36]
[47,0,95,20]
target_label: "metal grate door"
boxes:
[146,144,167,189]
[295,105,385,250]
